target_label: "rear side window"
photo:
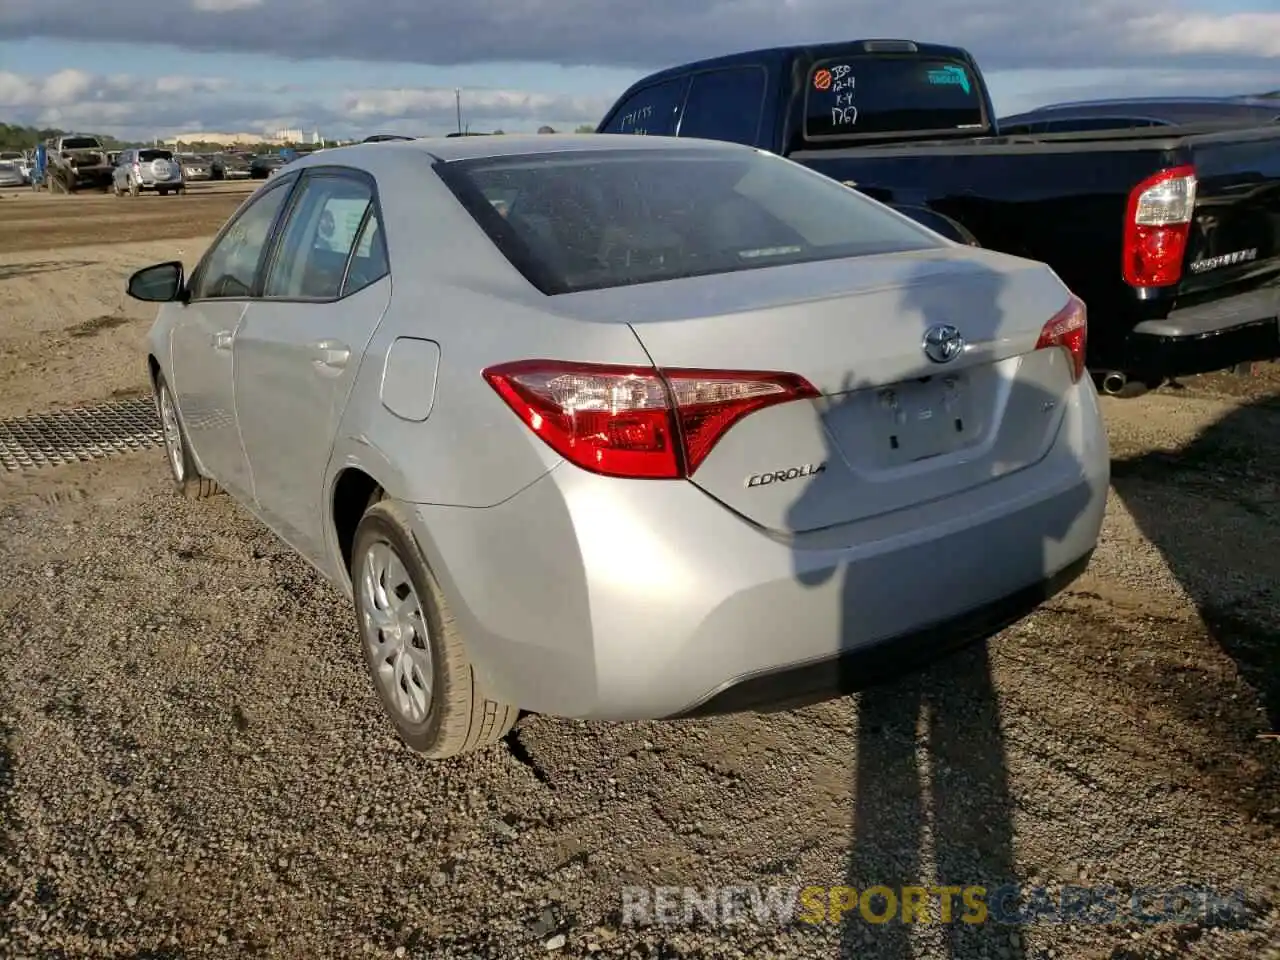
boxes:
[265,174,375,300]
[437,147,940,295]
[677,67,767,146]
[599,78,688,136]
[804,56,986,140]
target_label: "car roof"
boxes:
[293,133,752,166]
[1002,97,1280,122]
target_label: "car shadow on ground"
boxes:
[1109,386,1280,821]
[783,255,1098,959]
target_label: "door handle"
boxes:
[311,339,351,373]
[212,330,233,351]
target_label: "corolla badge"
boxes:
[922,324,966,364]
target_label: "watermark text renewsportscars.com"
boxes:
[620,884,1252,928]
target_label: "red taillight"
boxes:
[482,360,819,479]
[1122,164,1196,288]
[1035,294,1088,383]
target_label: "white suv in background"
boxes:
[113,148,186,197]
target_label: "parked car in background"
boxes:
[48,134,114,191]
[211,153,251,179]
[0,152,25,187]
[127,135,1107,759]
[597,39,1280,397]
[177,154,212,181]
[249,153,285,178]
[113,147,185,196]
[998,96,1280,134]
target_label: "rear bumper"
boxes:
[1125,286,1280,378]
[672,547,1091,718]
[404,378,1109,722]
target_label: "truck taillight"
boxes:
[483,360,819,479]
[1122,165,1196,288]
[1035,294,1087,383]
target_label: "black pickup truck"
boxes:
[596,40,1280,395]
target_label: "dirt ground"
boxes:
[0,194,1277,960]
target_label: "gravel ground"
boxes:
[1,225,1278,959]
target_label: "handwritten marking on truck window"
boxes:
[813,69,832,91]
[620,104,654,135]
[831,106,858,126]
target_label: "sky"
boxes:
[0,0,1277,141]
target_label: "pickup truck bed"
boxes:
[597,39,1280,388]
[794,124,1280,380]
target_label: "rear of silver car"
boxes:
[134,151,183,190]
[395,144,1109,722]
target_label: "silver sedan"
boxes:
[129,135,1109,758]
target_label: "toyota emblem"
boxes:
[922,324,966,364]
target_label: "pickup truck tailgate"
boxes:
[1180,133,1280,299]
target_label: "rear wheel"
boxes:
[154,374,220,500]
[351,498,518,759]
[158,188,169,196]
[128,176,139,197]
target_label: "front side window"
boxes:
[438,147,941,295]
[264,173,376,299]
[804,55,987,140]
[191,180,293,300]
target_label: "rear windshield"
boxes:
[61,137,101,150]
[804,55,987,140]
[138,149,173,161]
[437,148,941,294]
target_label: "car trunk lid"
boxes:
[601,248,1077,533]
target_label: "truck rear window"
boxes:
[804,56,986,140]
[437,147,941,295]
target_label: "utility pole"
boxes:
[455,88,462,134]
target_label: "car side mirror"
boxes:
[127,261,188,303]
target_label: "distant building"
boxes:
[162,131,282,147]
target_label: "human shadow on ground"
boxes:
[783,254,1100,958]
[1108,384,1280,823]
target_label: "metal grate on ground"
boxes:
[0,396,163,472]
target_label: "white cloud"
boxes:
[2,1,1278,141]
[190,0,262,10]
[1128,12,1280,58]
[0,69,611,140]
[0,0,1278,72]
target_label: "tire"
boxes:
[111,179,122,197]
[158,188,169,197]
[351,499,518,759]
[176,186,186,195]
[154,374,220,500]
